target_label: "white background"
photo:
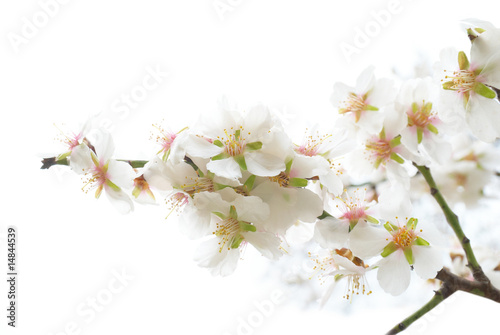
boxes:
[1,0,500,334]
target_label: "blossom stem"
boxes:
[413,163,488,282]
[40,157,148,169]
[387,268,500,334]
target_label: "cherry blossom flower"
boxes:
[438,44,500,142]
[193,189,282,276]
[188,100,290,180]
[331,66,396,136]
[70,130,135,214]
[350,217,443,295]
[397,78,451,164]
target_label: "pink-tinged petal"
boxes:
[466,96,500,142]
[412,246,444,280]
[104,188,134,214]
[242,232,282,260]
[314,217,349,249]
[349,222,391,259]
[377,250,411,296]
[207,157,242,180]
[70,143,92,174]
[245,151,286,177]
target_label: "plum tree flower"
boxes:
[332,66,396,135]
[350,217,443,295]
[193,189,282,276]
[397,78,451,164]
[439,44,500,142]
[189,101,289,180]
[69,131,136,214]
[344,107,413,189]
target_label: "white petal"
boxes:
[314,217,350,249]
[107,160,136,189]
[194,239,240,276]
[349,222,391,259]
[104,188,134,214]
[318,171,343,196]
[184,134,223,159]
[376,250,411,295]
[243,232,282,260]
[207,157,242,179]
[412,246,444,280]
[466,96,500,142]
[245,151,285,177]
[355,66,375,94]
[69,144,92,174]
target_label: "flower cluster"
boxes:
[43,20,500,304]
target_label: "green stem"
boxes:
[386,289,447,334]
[413,163,488,282]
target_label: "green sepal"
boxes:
[389,135,401,148]
[234,129,241,141]
[365,215,380,224]
[379,128,386,140]
[211,153,228,161]
[285,157,294,174]
[475,27,486,34]
[230,235,244,249]
[384,222,398,232]
[427,124,439,135]
[365,104,379,111]
[214,183,231,191]
[349,221,357,231]
[289,178,308,187]
[56,151,71,161]
[458,51,470,71]
[415,236,430,246]
[229,205,238,220]
[404,247,414,265]
[212,212,226,219]
[417,128,423,144]
[317,211,333,220]
[381,242,398,257]
[246,141,263,151]
[132,187,141,198]
[411,102,418,114]
[243,175,256,192]
[105,179,121,192]
[240,222,256,232]
[213,139,224,147]
[474,82,496,99]
[91,151,100,167]
[234,155,247,170]
[390,152,405,164]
